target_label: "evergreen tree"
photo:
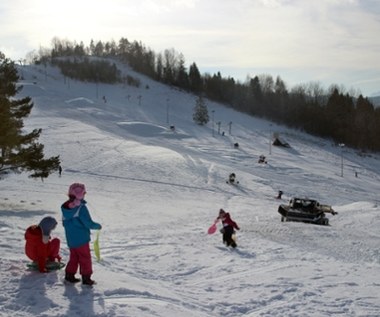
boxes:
[325,88,354,143]
[176,54,189,90]
[94,41,104,56]
[354,95,375,149]
[0,53,60,179]
[189,62,203,93]
[192,96,209,125]
[163,48,176,85]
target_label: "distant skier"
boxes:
[24,216,62,273]
[258,155,267,164]
[276,190,283,199]
[227,173,239,184]
[216,209,240,248]
[58,165,62,176]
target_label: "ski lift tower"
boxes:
[339,143,345,177]
[212,110,215,137]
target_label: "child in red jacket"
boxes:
[25,216,61,272]
[217,209,240,248]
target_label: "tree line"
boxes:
[52,58,121,84]
[31,37,380,152]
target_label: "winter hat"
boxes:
[219,208,226,215]
[68,183,86,208]
[38,216,58,244]
[69,183,86,200]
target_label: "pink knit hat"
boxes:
[68,183,86,208]
[69,183,86,199]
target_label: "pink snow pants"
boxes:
[65,243,93,276]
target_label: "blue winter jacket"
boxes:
[61,200,101,248]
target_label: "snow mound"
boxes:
[117,121,189,139]
[65,97,94,105]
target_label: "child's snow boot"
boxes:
[82,275,96,286]
[65,272,80,283]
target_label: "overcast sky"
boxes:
[1,0,379,96]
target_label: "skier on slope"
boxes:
[216,209,240,248]
[227,173,239,184]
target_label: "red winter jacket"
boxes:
[25,225,49,272]
[218,212,240,230]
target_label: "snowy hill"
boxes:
[1,62,380,317]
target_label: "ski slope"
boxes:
[0,62,379,317]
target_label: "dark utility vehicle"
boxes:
[278,197,337,225]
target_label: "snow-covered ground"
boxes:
[1,62,379,317]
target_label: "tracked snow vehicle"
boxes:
[278,197,337,225]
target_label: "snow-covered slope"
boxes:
[0,62,379,317]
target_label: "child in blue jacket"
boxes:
[61,183,101,285]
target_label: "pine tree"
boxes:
[192,96,209,125]
[176,54,189,90]
[189,62,203,93]
[0,53,60,179]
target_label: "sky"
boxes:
[1,59,380,316]
[1,0,380,96]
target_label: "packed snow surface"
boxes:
[1,63,379,317]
